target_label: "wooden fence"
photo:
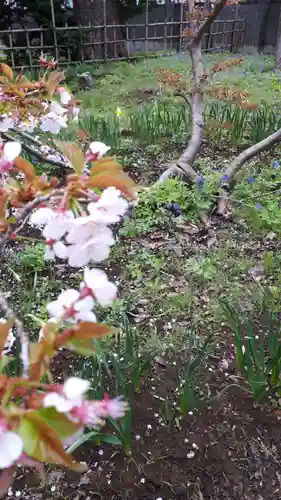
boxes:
[0,6,245,69]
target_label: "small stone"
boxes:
[135,434,141,440]
[187,451,195,458]
[140,477,146,484]
[78,72,95,89]
[147,424,152,430]
[51,486,56,492]
[98,449,104,456]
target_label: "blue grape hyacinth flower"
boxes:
[196,174,205,189]
[272,160,280,169]
[165,202,181,217]
[247,176,255,184]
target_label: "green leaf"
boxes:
[66,338,96,356]
[0,356,14,372]
[66,431,122,454]
[18,412,86,471]
[37,407,81,440]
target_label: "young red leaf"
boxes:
[29,338,56,381]
[90,157,123,176]
[18,412,87,472]
[0,63,13,81]
[54,141,84,174]
[0,318,13,354]
[71,321,113,340]
[14,157,36,183]
[88,171,136,199]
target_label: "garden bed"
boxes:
[11,344,281,500]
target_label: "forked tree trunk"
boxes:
[73,0,127,60]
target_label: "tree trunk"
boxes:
[276,7,281,69]
[73,0,127,60]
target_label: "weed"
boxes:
[220,299,281,401]
[17,244,46,274]
[179,329,214,416]
[185,256,217,283]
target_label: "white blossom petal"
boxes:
[43,393,74,413]
[83,268,117,307]
[88,141,110,158]
[0,432,23,469]
[53,241,68,260]
[63,377,90,401]
[3,142,21,162]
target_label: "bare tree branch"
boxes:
[223,128,281,186]
[176,43,204,181]
[216,127,281,215]
[174,90,192,113]
[193,0,228,44]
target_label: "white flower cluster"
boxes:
[29,186,128,267]
[0,89,78,135]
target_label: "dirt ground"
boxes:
[10,345,281,500]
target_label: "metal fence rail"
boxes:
[0,12,245,69]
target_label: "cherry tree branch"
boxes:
[0,290,29,377]
[0,191,60,249]
[174,90,192,113]
[192,0,228,44]
[158,0,228,183]
[224,128,281,186]
[2,132,68,170]
[217,127,281,214]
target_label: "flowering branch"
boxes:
[1,132,68,171]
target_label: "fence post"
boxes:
[50,0,59,62]
[103,0,107,62]
[25,28,33,71]
[8,28,15,70]
[179,2,184,53]
[125,22,130,60]
[231,19,236,53]
[145,0,149,55]
[164,0,168,53]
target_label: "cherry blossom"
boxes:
[83,267,117,307]
[86,142,110,162]
[87,187,128,224]
[44,377,90,413]
[0,116,14,133]
[47,288,96,323]
[70,396,127,426]
[29,207,57,227]
[40,112,67,134]
[0,142,21,173]
[50,101,67,116]
[57,87,72,105]
[68,238,113,267]
[18,117,38,133]
[44,239,68,261]
[42,210,74,240]
[0,421,23,469]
